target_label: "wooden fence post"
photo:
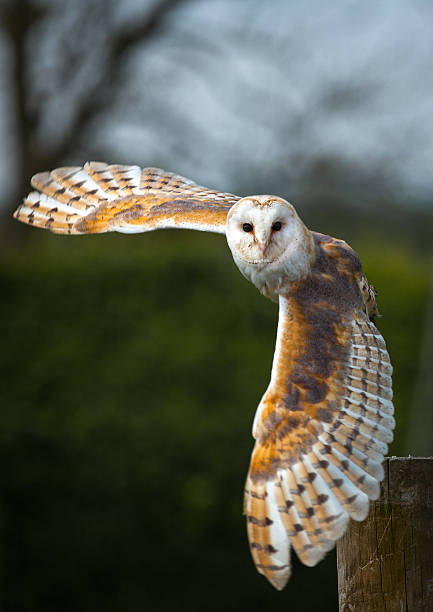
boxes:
[337,457,433,612]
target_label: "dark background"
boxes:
[1,1,432,610]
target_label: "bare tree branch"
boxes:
[51,0,185,163]
[2,1,47,177]
[1,0,185,213]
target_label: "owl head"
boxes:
[225,195,315,296]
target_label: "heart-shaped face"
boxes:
[225,195,315,294]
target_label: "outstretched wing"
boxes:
[244,237,394,590]
[13,162,240,235]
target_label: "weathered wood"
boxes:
[337,457,433,612]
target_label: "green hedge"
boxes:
[1,229,430,611]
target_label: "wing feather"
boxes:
[14,162,240,235]
[244,235,394,589]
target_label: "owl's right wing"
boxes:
[13,162,240,235]
[244,291,394,590]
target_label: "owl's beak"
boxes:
[255,230,271,255]
[258,241,270,255]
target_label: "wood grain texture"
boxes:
[337,457,433,612]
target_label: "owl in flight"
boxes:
[14,162,394,590]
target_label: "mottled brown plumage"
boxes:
[13,162,394,590]
[244,234,392,587]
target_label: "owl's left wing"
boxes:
[13,162,240,235]
[244,293,394,590]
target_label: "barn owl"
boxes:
[13,163,394,590]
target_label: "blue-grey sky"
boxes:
[1,0,432,210]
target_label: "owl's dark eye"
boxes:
[272,221,282,231]
[242,223,253,233]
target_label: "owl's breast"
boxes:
[233,254,289,301]
[232,237,316,301]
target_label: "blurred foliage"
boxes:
[1,228,431,611]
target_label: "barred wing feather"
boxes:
[245,239,394,590]
[13,162,240,235]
